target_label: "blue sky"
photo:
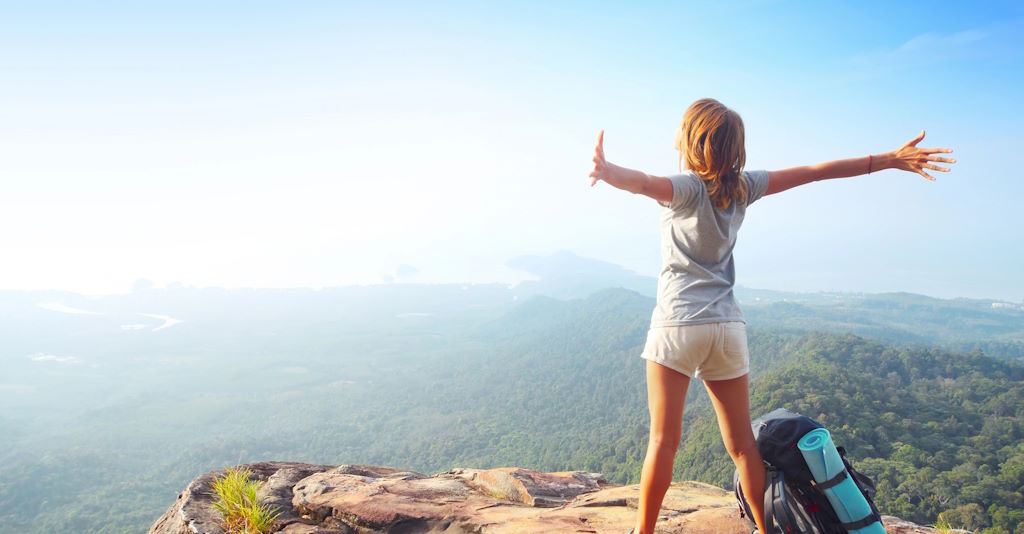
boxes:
[1,1,1022,300]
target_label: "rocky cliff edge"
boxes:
[148,461,947,534]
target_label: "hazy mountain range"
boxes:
[1,251,1022,533]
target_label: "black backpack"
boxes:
[734,408,882,534]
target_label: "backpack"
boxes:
[734,408,883,534]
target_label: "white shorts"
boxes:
[640,322,750,381]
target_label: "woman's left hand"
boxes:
[889,130,956,181]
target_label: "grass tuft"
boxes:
[210,466,281,534]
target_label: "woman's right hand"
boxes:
[890,130,956,181]
[589,130,609,187]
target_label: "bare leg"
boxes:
[704,374,767,533]
[634,360,690,534]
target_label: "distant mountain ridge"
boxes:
[505,249,657,300]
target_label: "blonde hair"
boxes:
[675,98,747,209]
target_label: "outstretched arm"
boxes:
[588,130,673,204]
[766,130,956,196]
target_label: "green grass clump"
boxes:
[210,467,281,534]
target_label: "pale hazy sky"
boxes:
[2,1,1022,300]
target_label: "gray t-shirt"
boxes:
[649,169,771,327]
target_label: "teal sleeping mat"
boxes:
[797,428,885,534]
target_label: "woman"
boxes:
[588,98,954,534]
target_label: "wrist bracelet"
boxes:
[868,154,873,174]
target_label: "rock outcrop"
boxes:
[149,462,946,534]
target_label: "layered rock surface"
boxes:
[149,462,945,534]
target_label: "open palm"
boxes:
[589,130,608,187]
[893,130,956,181]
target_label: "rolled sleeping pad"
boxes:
[797,428,885,534]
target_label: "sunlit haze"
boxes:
[2,1,1022,300]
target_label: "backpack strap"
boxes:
[772,474,800,533]
[764,469,778,534]
[765,469,805,534]
[839,447,879,501]
[812,469,848,491]
[841,512,881,531]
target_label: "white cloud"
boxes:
[897,29,988,53]
[29,352,79,364]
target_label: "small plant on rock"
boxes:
[210,466,280,534]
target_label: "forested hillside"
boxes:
[676,333,1024,533]
[1,285,1021,533]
